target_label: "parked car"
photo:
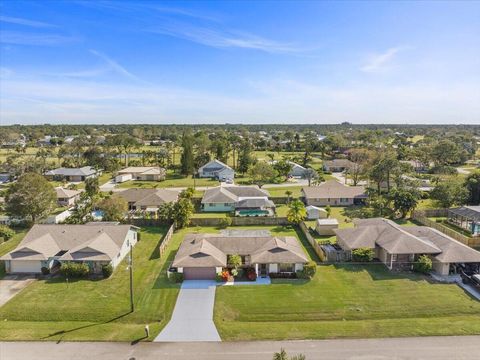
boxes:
[460,270,480,289]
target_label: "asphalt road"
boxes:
[2,336,480,360]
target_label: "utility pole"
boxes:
[129,244,134,313]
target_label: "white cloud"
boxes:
[0,31,79,46]
[89,50,139,80]
[361,47,406,73]
[1,76,478,124]
[148,23,303,54]
[0,15,56,28]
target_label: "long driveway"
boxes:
[2,336,480,360]
[0,275,35,307]
[154,280,221,342]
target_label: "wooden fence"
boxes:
[413,209,448,218]
[158,223,175,258]
[299,221,325,262]
[412,213,479,247]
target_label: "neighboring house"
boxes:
[447,206,480,236]
[116,166,166,182]
[288,162,307,178]
[172,232,309,280]
[44,166,101,182]
[0,223,139,274]
[335,218,480,274]
[400,160,430,173]
[55,187,81,207]
[198,159,234,181]
[115,188,179,213]
[201,185,275,216]
[323,159,354,172]
[302,180,367,206]
[306,205,328,220]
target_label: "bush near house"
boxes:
[41,267,50,275]
[101,264,113,278]
[352,248,375,262]
[0,225,16,242]
[60,262,90,278]
[169,272,184,283]
[413,255,433,274]
[301,261,317,279]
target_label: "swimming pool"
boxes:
[237,209,269,217]
[91,210,105,219]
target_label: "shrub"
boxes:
[102,264,113,278]
[216,272,224,282]
[221,270,230,281]
[0,225,15,242]
[41,266,50,275]
[269,272,296,279]
[352,248,374,262]
[413,255,432,274]
[231,268,238,277]
[169,272,184,283]
[60,262,90,278]
[218,217,232,228]
[227,254,242,269]
[246,268,257,281]
[301,261,317,279]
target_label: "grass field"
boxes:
[215,262,480,340]
[0,226,182,341]
[117,172,219,189]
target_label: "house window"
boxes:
[224,203,230,207]
[391,254,397,261]
[279,263,294,272]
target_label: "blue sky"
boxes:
[0,0,479,125]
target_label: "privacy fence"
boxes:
[412,209,480,247]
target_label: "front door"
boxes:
[259,264,267,277]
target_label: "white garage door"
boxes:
[10,260,42,273]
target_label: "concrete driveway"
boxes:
[0,275,35,307]
[155,280,221,342]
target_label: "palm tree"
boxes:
[286,199,307,224]
[285,190,293,204]
[273,349,306,360]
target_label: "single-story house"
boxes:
[302,180,367,206]
[172,232,309,280]
[0,223,139,274]
[400,160,430,173]
[447,206,480,236]
[323,159,354,173]
[316,218,339,235]
[116,166,166,182]
[201,185,275,216]
[198,159,234,181]
[335,218,480,275]
[306,205,328,220]
[288,162,307,178]
[44,166,101,182]
[55,187,81,207]
[115,188,179,213]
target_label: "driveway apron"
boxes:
[155,280,221,342]
[0,275,35,307]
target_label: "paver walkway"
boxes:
[155,280,221,342]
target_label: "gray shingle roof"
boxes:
[335,218,441,254]
[116,188,179,207]
[45,166,98,177]
[0,224,136,262]
[201,185,269,204]
[302,180,366,199]
[173,233,308,268]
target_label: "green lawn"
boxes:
[0,226,183,341]
[191,212,229,218]
[0,229,28,279]
[117,172,219,189]
[267,186,303,198]
[215,263,480,340]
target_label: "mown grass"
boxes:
[215,263,480,340]
[0,226,183,341]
